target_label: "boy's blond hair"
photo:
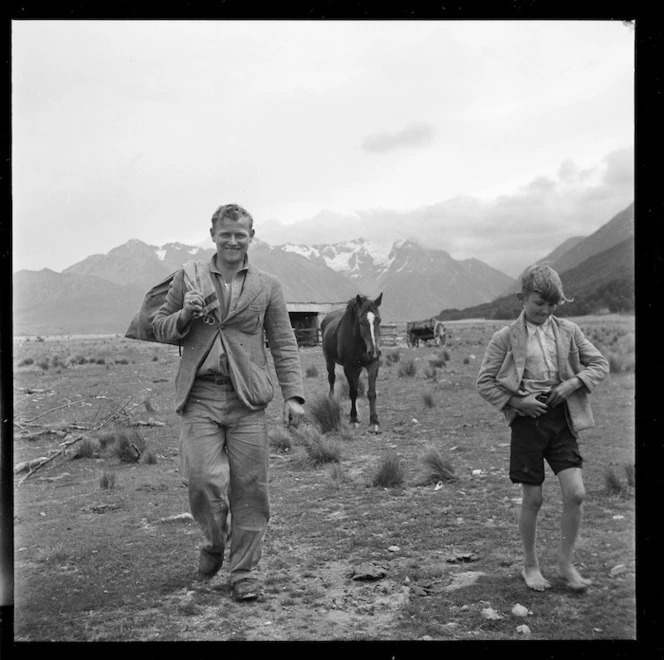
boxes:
[520,264,573,304]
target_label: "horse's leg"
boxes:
[325,354,336,397]
[365,360,381,433]
[343,364,361,426]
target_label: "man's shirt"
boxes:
[196,255,248,378]
[522,317,560,393]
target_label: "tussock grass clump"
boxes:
[602,464,634,498]
[36,358,50,370]
[293,423,342,465]
[398,359,417,378]
[305,365,319,378]
[328,463,345,488]
[606,351,635,374]
[51,355,67,368]
[71,354,88,365]
[115,357,129,365]
[99,470,117,489]
[95,357,106,365]
[143,448,158,464]
[385,349,402,364]
[152,355,159,362]
[463,356,470,365]
[338,420,354,441]
[308,395,344,434]
[35,543,69,564]
[305,434,342,466]
[97,432,117,450]
[109,429,146,463]
[422,392,436,408]
[372,451,405,489]
[429,356,446,369]
[74,437,101,459]
[18,357,34,367]
[416,447,458,486]
[441,349,451,361]
[423,367,438,381]
[269,426,293,453]
[624,463,635,488]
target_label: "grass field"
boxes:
[11,315,635,641]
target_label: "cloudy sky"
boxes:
[12,20,634,277]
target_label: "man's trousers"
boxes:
[179,377,269,585]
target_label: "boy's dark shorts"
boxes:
[509,403,583,485]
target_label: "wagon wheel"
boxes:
[406,333,416,348]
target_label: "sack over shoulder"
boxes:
[125,271,180,345]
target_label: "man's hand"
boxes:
[181,288,205,324]
[283,398,305,427]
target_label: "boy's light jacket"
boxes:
[476,311,609,436]
[152,258,304,414]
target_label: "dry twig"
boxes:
[16,395,136,487]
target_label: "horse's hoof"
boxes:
[368,425,381,434]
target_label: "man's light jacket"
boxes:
[476,311,609,436]
[153,258,305,414]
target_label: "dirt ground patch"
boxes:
[11,317,636,641]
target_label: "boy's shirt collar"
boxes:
[525,316,553,337]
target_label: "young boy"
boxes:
[476,265,609,592]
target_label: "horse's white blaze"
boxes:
[367,311,377,352]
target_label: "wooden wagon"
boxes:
[406,318,447,348]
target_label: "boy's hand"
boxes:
[509,393,548,418]
[547,377,583,407]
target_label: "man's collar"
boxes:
[210,253,250,275]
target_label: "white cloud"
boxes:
[361,121,437,153]
[11,20,634,275]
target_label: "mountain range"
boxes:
[12,202,634,336]
[440,201,635,320]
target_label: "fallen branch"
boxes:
[18,428,68,441]
[132,419,165,427]
[16,394,136,487]
[21,398,87,424]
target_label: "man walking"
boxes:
[153,203,305,601]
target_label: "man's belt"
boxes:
[198,373,232,385]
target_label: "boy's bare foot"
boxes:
[522,567,551,591]
[557,565,591,592]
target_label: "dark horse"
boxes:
[321,293,383,433]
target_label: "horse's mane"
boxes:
[345,295,369,314]
[345,295,379,320]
